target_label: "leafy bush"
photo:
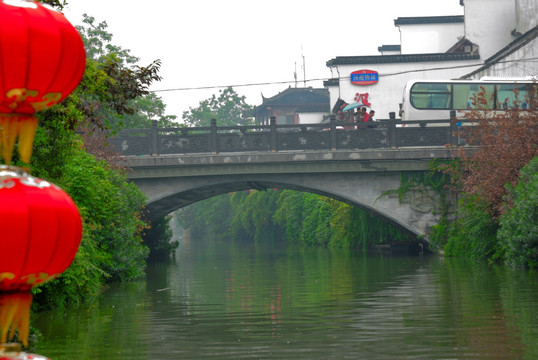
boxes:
[32,231,110,311]
[144,216,179,260]
[59,150,149,281]
[443,194,500,261]
[301,194,332,246]
[32,142,149,309]
[498,156,538,269]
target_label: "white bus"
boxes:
[400,78,536,122]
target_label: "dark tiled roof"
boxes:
[326,52,479,67]
[394,15,464,25]
[378,45,401,52]
[260,87,329,106]
[445,37,478,54]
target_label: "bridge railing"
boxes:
[109,112,465,156]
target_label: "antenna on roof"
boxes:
[301,46,306,87]
[294,62,298,88]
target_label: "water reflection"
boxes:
[33,236,538,359]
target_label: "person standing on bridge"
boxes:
[361,108,370,122]
[356,107,369,129]
[368,110,376,128]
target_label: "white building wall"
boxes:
[463,0,517,59]
[465,36,538,79]
[399,23,464,54]
[333,60,479,120]
[297,112,327,124]
[515,0,538,34]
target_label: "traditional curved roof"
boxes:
[260,87,329,106]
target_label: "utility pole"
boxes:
[294,61,298,88]
[302,47,306,87]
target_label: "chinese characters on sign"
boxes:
[354,93,371,107]
[350,69,379,85]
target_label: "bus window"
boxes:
[454,84,495,110]
[410,83,451,109]
[453,84,479,109]
[496,84,529,109]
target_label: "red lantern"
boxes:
[0,166,82,346]
[0,0,86,164]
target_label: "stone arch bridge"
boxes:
[113,118,466,241]
[125,148,456,241]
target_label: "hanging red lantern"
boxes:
[0,166,82,346]
[0,0,86,164]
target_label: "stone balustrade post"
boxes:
[151,119,159,156]
[270,116,277,152]
[330,114,337,150]
[210,118,218,154]
[388,112,397,148]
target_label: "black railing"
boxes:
[109,112,463,156]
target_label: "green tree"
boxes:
[498,156,538,269]
[73,14,163,132]
[144,216,179,261]
[25,10,176,308]
[32,144,150,309]
[121,93,178,129]
[176,193,236,240]
[38,0,66,10]
[182,87,255,127]
[300,194,332,246]
[274,190,305,243]
[76,15,138,65]
[180,189,414,250]
[233,190,281,242]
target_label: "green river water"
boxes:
[32,235,538,359]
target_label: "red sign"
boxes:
[351,70,379,85]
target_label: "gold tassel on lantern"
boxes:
[0,292,31,346]
[0,115,38,165]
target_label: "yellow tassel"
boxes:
[0,115,37,165]
[0,116,19,165]
[0,293,32,347]
[17,117,38,164]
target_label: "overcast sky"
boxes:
[62,0,464,120]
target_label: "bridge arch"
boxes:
[131,171,446,241]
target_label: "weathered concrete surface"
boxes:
[126,147,457,240]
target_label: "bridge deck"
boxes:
[125,147,457,179]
